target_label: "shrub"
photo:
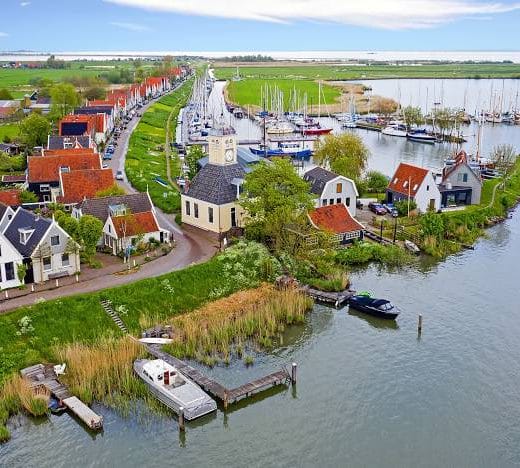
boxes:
[395,199,417,216]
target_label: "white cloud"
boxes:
[0,32,8,37]
[104,0,520,29]
[20,2,31,6]
[110,21,150,32]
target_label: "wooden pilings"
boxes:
[178,406,185,432]
[291,362,297,385]
[418,314,423,335]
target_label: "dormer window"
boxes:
[403,181,408,188]
[19,228,34,245]
[393,178,398,184]
[60,166,70,173]
[413,184,419,191]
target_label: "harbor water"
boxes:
[2,78,520,467]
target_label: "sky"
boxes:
[1,0,520,52]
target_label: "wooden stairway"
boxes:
[100,299,128,333]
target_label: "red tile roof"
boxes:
[442,150,477,181]
[42,148,95,156]
[28,153,101,183]
[58,169,114,204]
[308,204,364,234]
[0,189,22,206]
[387,163,430,197]
[111,211,159,237]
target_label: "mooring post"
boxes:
[418,314,423,335]
[4,290,8,299]
[133,259,136,267]
[223,391,228,410]
[75,273,79,283]
[178,406,185,432]
[31,284,34,293]
[291,362,297,385]
[55,279,59,288]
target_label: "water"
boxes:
[2,214,520,467]
[3,79,520,467]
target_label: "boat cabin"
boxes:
[142,360,185,388]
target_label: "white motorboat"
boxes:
[381,125,407,137]
[134,359,217,420]
[266,121,294,135]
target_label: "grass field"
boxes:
[0,124,19,142]
[214,63,520,81]
[125,80,192,213]
[226,78,341,110]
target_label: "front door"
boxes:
[23,259,34,284]
[429,198,436,211]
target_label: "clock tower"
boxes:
[207,126,237,166]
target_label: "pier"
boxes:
[20,364,103,430]
[300,285,354,307]
[146,345,292,405]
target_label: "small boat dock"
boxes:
[300,285,355,307]
[146,345,292,407]
[20,364,103,430]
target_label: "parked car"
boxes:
[356,199,364,210]
[106,145,115,153]
[103,152,112,160]
[368,202,387,215]
[115,170,124,180]
[383,203,399,218]
[102,163,109,169]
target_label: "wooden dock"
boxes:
[300,285,354,307]
[20,364,103,430]
[146,345,292,406]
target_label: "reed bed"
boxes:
[56,336,145,404]
[0,375,49,442]
[164,284,313,364]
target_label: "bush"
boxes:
[395,199,417,216]
[336,242,414,267]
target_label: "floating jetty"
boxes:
[146,345,292,407]
[20,364,103,430]
[300,285,354,307]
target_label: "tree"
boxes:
[83,86,106,101]
[95,184,125,197]
[78,215,103,260]
[0,88,13,100]
[17,263,28,287]
[19,190,38,204]
[376,97,398,116]
[314,133,369,182]
[364,170,389,194]
[19,113,51,149]
[50,83,80,120]
[402,106,423,130]
[55,210,80,241]
[239,158,315,251]
[185,145,203,180]
[420,211,445,239]
[491,144,518,184]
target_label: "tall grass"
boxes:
[164,284,313,364]
[0,375,50,442]
[56,336,145,404]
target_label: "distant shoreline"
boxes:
[1,50,520,63]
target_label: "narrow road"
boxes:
[0,80,218,312]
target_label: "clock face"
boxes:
[225,149,234,162]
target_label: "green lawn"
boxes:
[226,78,341,110]
[0,124,19,143]
[125,80,193,213]
[214,63,520,81]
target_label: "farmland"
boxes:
[214,62,520,81]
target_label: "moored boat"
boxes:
[404,239,421,254]
[382,124,407,137]
[407,132,436,144]
[347,294,399,320]
[134,359,217,420]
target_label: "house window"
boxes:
[393,178,398,184]
[43,256,52,271]
[346,197,351,207]
[19,229,33,245]
[458,173,469,183]
[336,183,342,193]
[426,185,430,191]
[43,195,50,202]
[185,200,191,216]
[336,198,341,204]
[329,199,334,205]
[403,181,408,188]
[208,207,214,223]
[4,262,14,281]
[322,199,327,206]
[51,235,60,246]
[62,253,70,266]
[40,184,50,192]
[194,203,199,219]
[413,184,419,191]
[0,244,2,257]
[231,207,237,227]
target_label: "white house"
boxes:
[0,231,24,289]
[103,210,168,255]
[386,163,441,213]
[3,208,81,284]
[303,166,359,217]
[0,204,15,232]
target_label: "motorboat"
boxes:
[407,132,436,144]
[404,240,421,254]
[266,121,294,135]
[381,124,407,137]
[134,359,217,420]
[347,294,399,320]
